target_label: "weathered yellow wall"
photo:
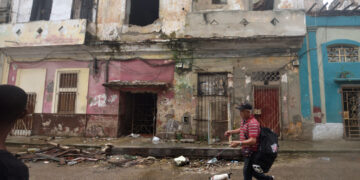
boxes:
[16,69,46,113]
[0,19,87,48]
[52,68,89,114]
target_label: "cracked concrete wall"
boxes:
[96,0,192,41]
[172,56,304,140]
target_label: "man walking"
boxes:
[225,103,274,180]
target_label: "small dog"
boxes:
[209,173,232,180]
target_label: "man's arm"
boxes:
[224,128,241,137]
[230,137,256,147]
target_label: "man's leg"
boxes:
[243,157,253,180]
[250,154,273,180]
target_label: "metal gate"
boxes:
[254,86,280,135]
[11,93,36,136]
[195,73,228,141]
[342,87,360,139]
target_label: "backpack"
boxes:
[252,127,279,174]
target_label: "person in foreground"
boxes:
[225,103,274,180]
[0,85,29,180]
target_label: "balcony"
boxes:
[184,10,306,39]
[0,19,87,48]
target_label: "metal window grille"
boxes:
[327,45,359,63]
[0,0,10,24]
[342,87,360,139]
[195,73,228,141]
[71,0,94,21]
[57,73,78,114]
[12,93,36,136]
[250,71,280,82]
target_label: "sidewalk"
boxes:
[6,136,360,159]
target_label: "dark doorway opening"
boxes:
[128,0,159,26]
[119,92,157,136]
[30,0,53,21]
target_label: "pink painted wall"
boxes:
[8,59,175,115]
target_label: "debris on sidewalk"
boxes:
[107,155,157,167]
[207,158,218,164]
[101,143,113,154]
[152,136,160,144]
[18,142,106,166]
[180,139,195,143]
[320,157,331,161]
[174,156,190,166]
[129,133,140,138]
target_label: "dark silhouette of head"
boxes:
[0,85,27,128]
[237,103,253,120]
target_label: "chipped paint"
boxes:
[89,94,118,107]
[0,19,87,48]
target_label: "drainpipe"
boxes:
[105,59,110,83]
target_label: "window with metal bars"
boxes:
[198,73,227,96]
[342,87,360,139]
[250,71,280,82]
[57,73,78,114]
[0,0,10,24]
[327,45,360,62]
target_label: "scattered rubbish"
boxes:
[152,136,160,144]
[129,133,140,138]
[180,139,195,143]
[141,156,156,165]
[43,161,49,164]
[207,158,218,164]
[18,142,105,166]
[231,160,239,165]
[209,173,232,180]
[174,156,190,166]
[320,157,331,161]
[101,143,113,154]
[27,148,40,153]
[124,154,137,160]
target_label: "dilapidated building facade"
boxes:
[0,0,322,140]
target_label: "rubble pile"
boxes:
[17,142,107,166]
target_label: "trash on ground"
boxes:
[152,136,160,144]
[180,139,195,143]
[207,158,218,164]
[320,157,331,161]
[174,156,190,166]
[129,133,140,138]
[18,142,105,166]
[101,143,113,154]
[209,173,232,180]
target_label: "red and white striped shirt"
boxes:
[239,115,260,154]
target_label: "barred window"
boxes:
[0,0,11,24]
[327,45,359,63]
[57,73,78,114]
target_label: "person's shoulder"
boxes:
[0,150,29,179]
[249,117,260,125]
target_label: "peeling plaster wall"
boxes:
[192,0,248,12]
[96,0,192,41]
[7,59,174,137]
[171,57,303,140]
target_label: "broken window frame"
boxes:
[30,0,53,21]
[0,0,11,24]
[125,0,160,27]
[327,45,360,63]
[71,0,94,22]
[55,71,79,114]
[212,0,227,5]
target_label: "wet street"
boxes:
[25,152,360,180]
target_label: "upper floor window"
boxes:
[126,0,159,26]
[253,0,274,11]
[327,45,359,63]
[71,0,94,21]
[212,0,227,4]
[0,0,10,24]
[30,0,53,21]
